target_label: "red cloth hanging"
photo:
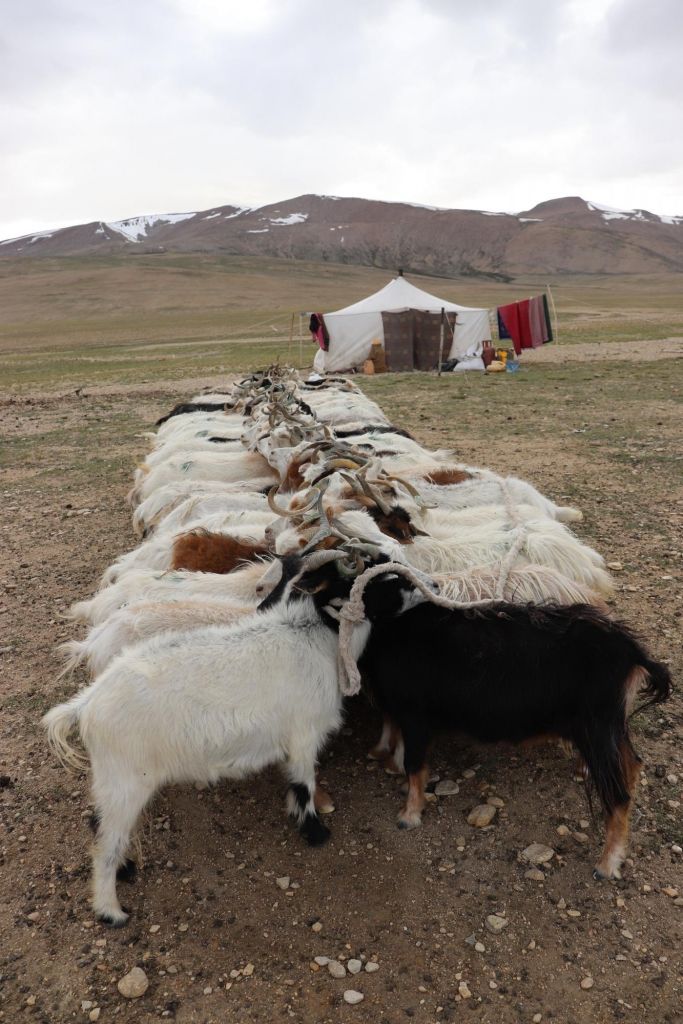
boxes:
[497,302,522,355]
[517,298,533,349]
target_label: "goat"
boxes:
[98,513,274,587]
[171,531,270,574]
[414,474,583,524]
[132,479,276,537]
[43,554,363,926]
[129,451,277,507]
[58,599,255,679]
[68,562,273,626]
[155,400,234,426]
[275,557,672,881]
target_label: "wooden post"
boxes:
[288,312,295,364]
[437,307,445,376]
[298,313,304,368]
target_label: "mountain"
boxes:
[2,195,682,277]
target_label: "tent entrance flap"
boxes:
[381,309,456,371]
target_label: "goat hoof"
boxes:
[96,909,130,928]
[383,758,404,777]
[367,746,388,761]
[397,812,422,831]
[116,859,137,883]
[301,816,331,847]
[593,865,621,882]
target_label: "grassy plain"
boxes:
[1,253,682,392]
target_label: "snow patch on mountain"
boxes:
[269,213,308,226]
[106,212,195,242]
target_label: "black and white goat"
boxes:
[262,556,671,881]
[43,552,356,927]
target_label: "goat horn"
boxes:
[302,549,347,569]
[267,486,319,518]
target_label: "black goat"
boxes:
[155,401,232,426]
[267,558,671,881]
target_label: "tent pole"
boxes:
[437,307,445,376]
[288,312,294,363]
[546,283,559,343]
[299,313,303,369]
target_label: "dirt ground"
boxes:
[1,348,682,1024]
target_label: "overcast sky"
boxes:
[1,0,682,240]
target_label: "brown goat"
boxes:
[171,532,268,574]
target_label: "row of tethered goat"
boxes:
[44,367,671,926]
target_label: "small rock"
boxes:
[607,561,623,571]
[347,959,362,975]
[662,887,679,898]
[89,1010,101,1023]
[117,966,149,999]
[26,996,36,1006]
[203,986,212,995]
[556,824,571,837]
[567,910,581,918]
[365,962,380,973]
[314,956,329,966]
[149,924,160,934]
[557,898,567,910]
[434,779,459,796]
[458,981,472,999]
[328,960,346,978]
[521,843,555,865]
[275,876,290,890]
[343,990,364,1005]
[242,963,254,977]
[462,768,476,779]
[178,923,189,932]
[533,1014,543,1022]
[485,914,508,934]
[580,976,594,990]
[474,942,485,953]
[311,920,323,933]
[27,911,40,922]
[621,929,633,940]
[82,1002,93,1011]
[671,845,682,855]
[525,869,545,881]
[667,774,679,785]
[487,796,505,808]
[573,832,590,844]
[467,804,497,828]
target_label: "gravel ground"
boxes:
[1,355,681,1024]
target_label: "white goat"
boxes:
[130,451,277,506]
[68,562,272,626]
[414,473,582,523]
[132,479,275,537]
[59,599,255,679]
[44,583,366,926]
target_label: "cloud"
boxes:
[1,0,682,239]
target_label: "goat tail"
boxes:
[56,639,87,680]
[66,597,94,623]
[555,505,583,523]
[627,657,672,716]
[42,694,90,772]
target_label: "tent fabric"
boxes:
[313,276,491,372]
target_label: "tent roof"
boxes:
[329,275,486,316]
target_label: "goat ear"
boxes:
[362,575,408,620]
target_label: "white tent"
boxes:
[312,275,491,373]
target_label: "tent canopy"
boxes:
[313,275,491,372]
